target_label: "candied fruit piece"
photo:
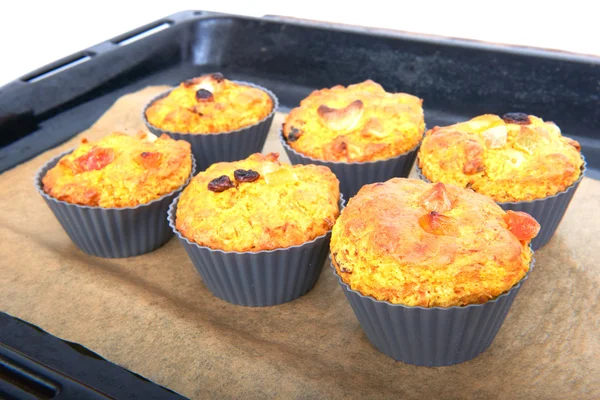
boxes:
[463,140,485,175]
[502,112,531,125]
[421,182,454,213]
[207,175,234,192]
[234,169,260,183]
[139,151,162,169]
[287,127,302,142]
[74,147,115,172]
[418,212,459,236]
[195,88,214,101]
[317,100,364,131]
[515,126,541,155]
[483,125,507,149]
[503,210,540,242]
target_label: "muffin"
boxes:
[330,178,539,365]
[43,132,192,207]
[144,73,278,171]
[36,132,195,258]
[417,113,585,249]
[169,153,341,306]
[280,80,424,198]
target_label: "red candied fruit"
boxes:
[418,211,459,237]
[139,151,162,169]
[74,147,115,172]
[421,182,454,213]
[503,210,540,242]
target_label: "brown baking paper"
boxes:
[1,86,599,399]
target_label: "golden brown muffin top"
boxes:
[418,114,584,202]
[42,132,192,208]
[282,80,425,162]
[331,178,539,307]
[176,153,340,252]
[145,73,274,134]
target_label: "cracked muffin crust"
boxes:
[175,153,340,252]
[330,178,538,307]
[418,114,584,202]
[282,80,425,162]
[145,73,273,134]
[42,132,192,208]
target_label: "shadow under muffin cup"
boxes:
[279,130,419,200]
[143,82,279,172]
[35,150,196,258]
[332,256,535,367]
[414,161,586,251]
[168,194,345,307]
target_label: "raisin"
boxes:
[195,89,214,101]
[287,127,302,142]
[210,72,224,82]
[234,169,260,183]
[207,175,234,192]
[502,112,531,125]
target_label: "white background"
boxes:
[1,0,599,86]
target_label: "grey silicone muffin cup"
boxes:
[35,150,196,258]
[168,194,345,307]
[415,159,586,250]
[280,130,419,199]
[143,81,279,172]
[333,256,535,366]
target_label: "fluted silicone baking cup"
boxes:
[168,194,345,307]
[35,150,196,258]
[143,81,278,172]
[415,158,586,250]
[280,130,419,199]
[333,255,535,366]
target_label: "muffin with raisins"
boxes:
[36,132,195,257]
[144,73,278,171]
[330,178,539,365]
[280,80,424,198]
[417,113,585,249]
[168,153,341,306]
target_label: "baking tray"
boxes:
[0,10,599,176]
[0,9,599,398]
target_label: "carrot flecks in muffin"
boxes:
[503,211,540,242]
[208,175,235,192]
[234,169,260,183]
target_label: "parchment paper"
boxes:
[1,87,598,399]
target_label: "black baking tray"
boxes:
[1,9,599,398]
[1,10,599,176]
